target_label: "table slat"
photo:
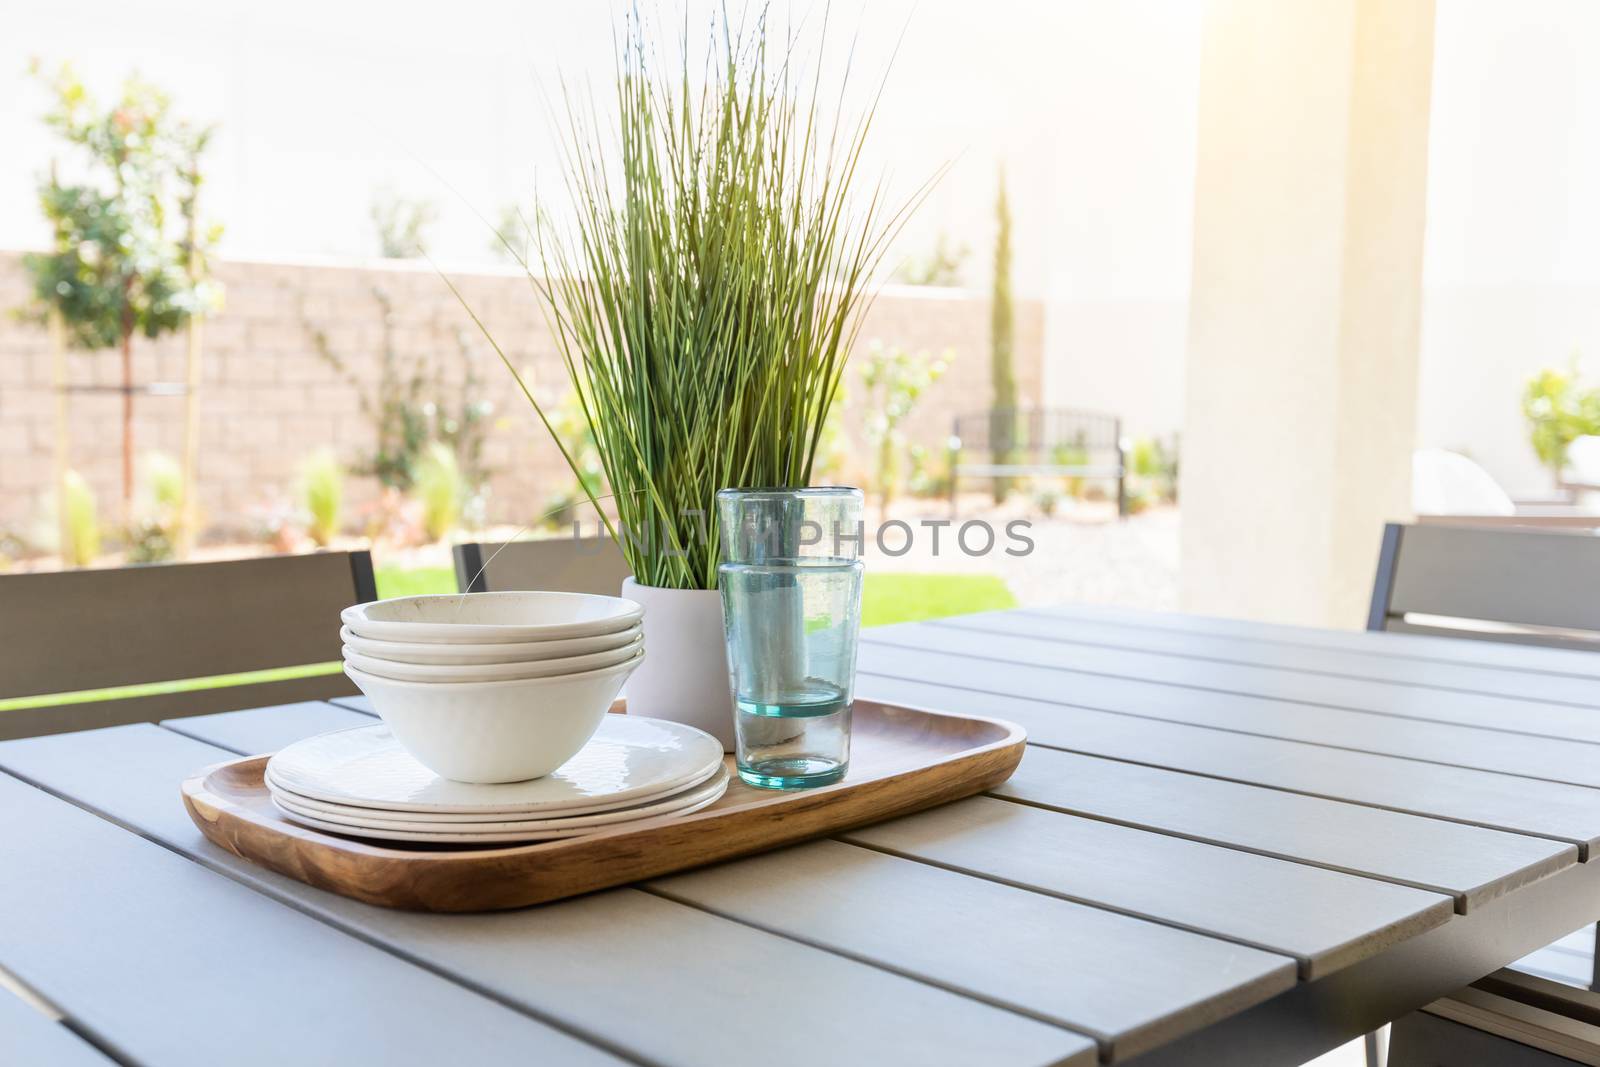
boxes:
[652,838,1296,1062]
[862,632,1600,787]
[1032,604,1600,680]
[0,991,111,1066]
[866,625,1600,747]
[854,669,1600,855]
[0,722,1093,1067]
[835,797,1451,978]
[329,694,374,714]
[0,771,618,1067]
[161,700,375,754]
[995,747,1574,911]
[936,612,1600,708]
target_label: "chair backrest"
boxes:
[1367,523,1600,649]
[0,551,375,741]
[453,538,632,596]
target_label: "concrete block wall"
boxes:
[0,253,1042,544]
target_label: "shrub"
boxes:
[892,232,969,287]
[1051,439,1090,499]
[1523,365,1600,479]
[906,444,952,499]
[370,189,438,259]
[1129,436,1180,504]
[414,443,462,543]
[125,451,186,563]
[60,471,100,567]
[302,289,492,499]
[861,342,953,514]
[539,389,605,531]
[297,451,345,548]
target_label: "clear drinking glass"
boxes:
[717,487,864,789]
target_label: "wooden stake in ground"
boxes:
[49,306,69,564]
[180,315,202,557]
[179,155,205,559]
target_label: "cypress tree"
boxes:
[990,166,1017,503]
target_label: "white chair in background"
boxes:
[1411,448,1516,517]
[1411,448,1600,528]
[1564,435,1600,493]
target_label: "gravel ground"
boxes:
[862,496,1180,612]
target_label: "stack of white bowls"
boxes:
[340,591,645,784]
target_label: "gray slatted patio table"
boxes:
[3,605,1600,1067]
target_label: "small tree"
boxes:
[892,231,969,287]
[24,63,222,510]
[861,342,953,516]
[489,202,531,263]
[371,189,438,259]
[989,166,1018,503]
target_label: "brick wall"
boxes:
[0,253,1042,542]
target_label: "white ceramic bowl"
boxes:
[340,624,642,666]
[342,634,644,683]
[342,591,644,645]
[344,651,643,784]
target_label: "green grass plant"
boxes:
[413,442,463,542]
[859,573,1017,628]
[297,449,345,547]
[61,470,100,566]
[446,10,934,590]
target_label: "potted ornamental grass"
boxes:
[451,10,924,746]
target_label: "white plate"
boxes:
[340,624,642,666]
[265,716,724,815]
[342,591,643,645]
[267,758,726,823]
[272,776,727,844]
[342,634,643,683]
[269,768,729,833]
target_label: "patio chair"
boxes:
[1390,970,1600,1066]
[0,551,375,741]
[1374,524,1600,1063]
[1368,522,1600,651]
[453,537,631,596]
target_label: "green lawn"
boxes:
[375,565,456,599]
[858,572,1016,628]
[377,565,1015,627]
[2,567,1013,713]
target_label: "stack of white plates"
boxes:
[265,715,727,844]
[339,591,646,784]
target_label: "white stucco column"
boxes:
[1180,0,1435,628]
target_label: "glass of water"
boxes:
[716,487,864,789]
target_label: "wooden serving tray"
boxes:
[181,699,1025,912]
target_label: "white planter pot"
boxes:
[621,578,736,750]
